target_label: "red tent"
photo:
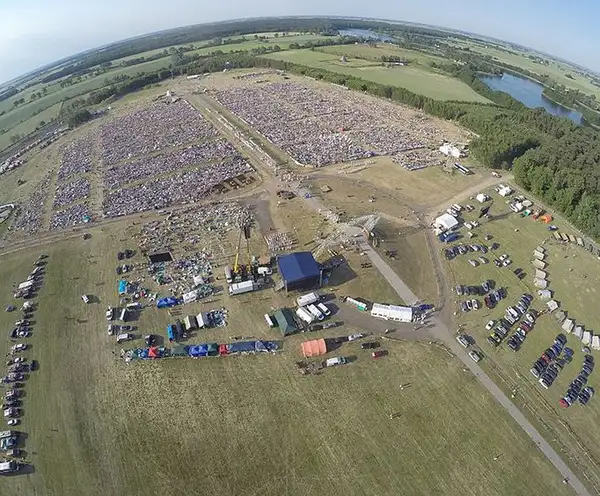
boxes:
[148,347,160,359]
[218,344,229,356]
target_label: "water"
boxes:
[478,72,583,125]
[338,28,395,42]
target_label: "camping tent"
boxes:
[583,331,592,346]
[167,325,175,342]
[592,336,600,351]
[476,193,488,203]
[171,344,187,357]
[218,344,229,356]
[562,319,574,333]
[118,280,128,295]
[228,341,256,353]
[535,269,547,279]
[148,347,160,359]
[574,326,584,339]
[157,296,178,308]
[206,343,218,356]
[532,259,546,270]
[273,308,297,336]
[434,213,458,231]
[534,278,548,289]
[301,338,327,357]
[537,289,552,299]
[533,250,545,260]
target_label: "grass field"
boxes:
[450,39,600,100]
[0,220,572,495]
[263,50,491,103]
[0,103,62,152]
[317,44,448,66]
[442,187,600,489]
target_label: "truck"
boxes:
[228,280,255,296]
[325,357,347,367]
[296,292,320,307]
[296,307,315,324]
[307,304,324,321]
[224,266,233,284]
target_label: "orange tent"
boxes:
[301,338,327,358]
[540,214,553,223]
[148,346,160,359]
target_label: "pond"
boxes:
[478,72,583,125]
[338,28,395,42]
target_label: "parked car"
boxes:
[347,333,365,342]
[116,333,134,344]
[372,350,386,359]
[360,342,379,350]
[119,325,133,332]
[471,299,479,310]
[456,335,469,348]
[325,357,347,367]
[485,320,495,331]
[6,419,19,426]
[468,350,483,363]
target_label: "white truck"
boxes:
[296,292,320,307]
[296,307,315,324]
[229,280,256,296]
[307,304,325,321]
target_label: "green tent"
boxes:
[171,344,187,357]
[273,308,297,336]
[207,343,219,356]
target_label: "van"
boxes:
[325,357,347,367]
[296,307,315,324]
[317,302,331,317]
[307,304,324,321]
[116,333,134,343]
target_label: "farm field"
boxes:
[317,43,448,66]
[263,49,492,102]
[0,221,571,496]
[0,103,62,152]
[442,186,600,489]
[451,38,600,99]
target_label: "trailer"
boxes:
[228,280,255,296]
[224,266,233,284]
[296,307,315,324]
[296,292,320,307]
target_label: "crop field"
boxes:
[450,39,600,99]
[0,103,62,152]
[317,44,448,66]
[263,50,491,102]
[0,219,571,496]
[442,187,600,489]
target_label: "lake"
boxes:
[478,72,583,124]
[338,28,395,42]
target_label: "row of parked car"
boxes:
[530,334,570,389]
[559,356,595,408]
[507,309,538,352]
[486,293,533,347]
[444,242,500,261]
[455,280,495,297]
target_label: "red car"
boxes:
[372,350,386,359]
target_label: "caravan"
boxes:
[307,304,325,321]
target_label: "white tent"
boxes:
[583,331,592,346]
[534,278,548,289]
[371,303,413,323]
[434,213,458,231]
[533,250,545,260]
[196,312,209,328]
[499,186,513,197]
[535,269,547,279]
[476,193,488,203]
[193,275,204,286]
[184,315,198,330]
[537,289,552,299]
[574,326,584,339]
[546,300,559,312]
[562,319,574,333]
[593,335,600,351]
[535,246,546,254]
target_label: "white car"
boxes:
[485,320,495,331]
[10,344,26,353]
[6,419,19,426]
[468,259,479,267]
[81,294,90,304]
[469,350,483,362]
[471,299,479,310]
[499,254,508,261]
[347,333,365,342]
[502,259,512,267]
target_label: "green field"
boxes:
[451,39,600,100]
[317,44,448,66]
[443,187,600,488]
[0,103,62,151]
[0,221,571,495]
[264,50,491,103]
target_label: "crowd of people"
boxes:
[214,81,428,167]
[11,173,52,235]
[103,138,240,190]
[102,158,253,218]
[57,134,95,182]
[100,99,217,166]
[50,203,91,230]
[52,178,91,208]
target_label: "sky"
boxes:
[1,0,597,83]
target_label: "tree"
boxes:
[10,134,22,143]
